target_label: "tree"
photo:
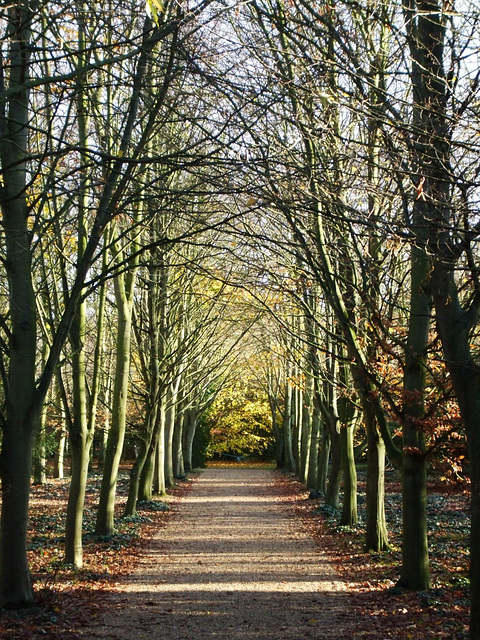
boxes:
[0,0,210,606]
[400,0,480,632]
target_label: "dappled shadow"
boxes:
[75,469,351,640]
[79,585,352,640]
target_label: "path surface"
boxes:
[83,468,349,640]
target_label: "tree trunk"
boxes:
[88,252,108,469]
[124,436,149,517]
[365,410,389,552]
[306,409,321,490]
[340,422,358,526]
[183,407,198,473]
[173,404,185,478]
[65,304,92,567]
[33,348,49,486]
[325,415,341,510]
[54,427,66,480]
[432,265,480,637]
[398,0,451,591]
[140,403,166,500]
[53,372,67,479]
[164,380,181,489]
[317,419,330,495]
[0,0,39,608]
[96,253,136,535]
[398,232,431,589]
[283,376,296,473]
[299,388,312,484]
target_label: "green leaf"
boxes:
[145,0,164,24]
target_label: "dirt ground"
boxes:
[79,467,352,639]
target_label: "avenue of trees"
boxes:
[1,0,480,638]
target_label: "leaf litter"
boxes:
[0,466,471,639]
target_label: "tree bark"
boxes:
[398,230,431,589]
[96,224,137,535]
[283,373,296,472]
[0,0,40,607]
[183,407,198,473]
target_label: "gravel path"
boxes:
[82,468,349,640]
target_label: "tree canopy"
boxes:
[0,0,479,637]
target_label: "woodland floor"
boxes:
[0,464,470,639]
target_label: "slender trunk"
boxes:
[53,373,67,479]
[54,427,66,480]
[64,1,93,567]
[183,407,198,473]
[272,401,285,470]
[95,296,133,534]
[339,421,358,526]
[283,372,295,473]
[365,407,389,551]
[325,414,341,510]
[125,430,151,516]
[33,342,50,485]
[65,302,91,566]
[299,388,311,484]
[292,381,302,474]
[88,252,108,468]
[306,408,321,490]
[96,228,137,534]
[140,402,166,500]
[99,360,113,466]
[165,377,181,489]
[317,419,330,494]
[173,403,185,478]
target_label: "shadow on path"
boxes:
[80,468,350,640]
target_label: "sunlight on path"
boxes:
[83,468,348,640]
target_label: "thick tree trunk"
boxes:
[0,420,36,607]
[0,0,39,608]
[139,443,156,502]
[399,0,451,591]
[398,231,431,589]
[432,265,480,638]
